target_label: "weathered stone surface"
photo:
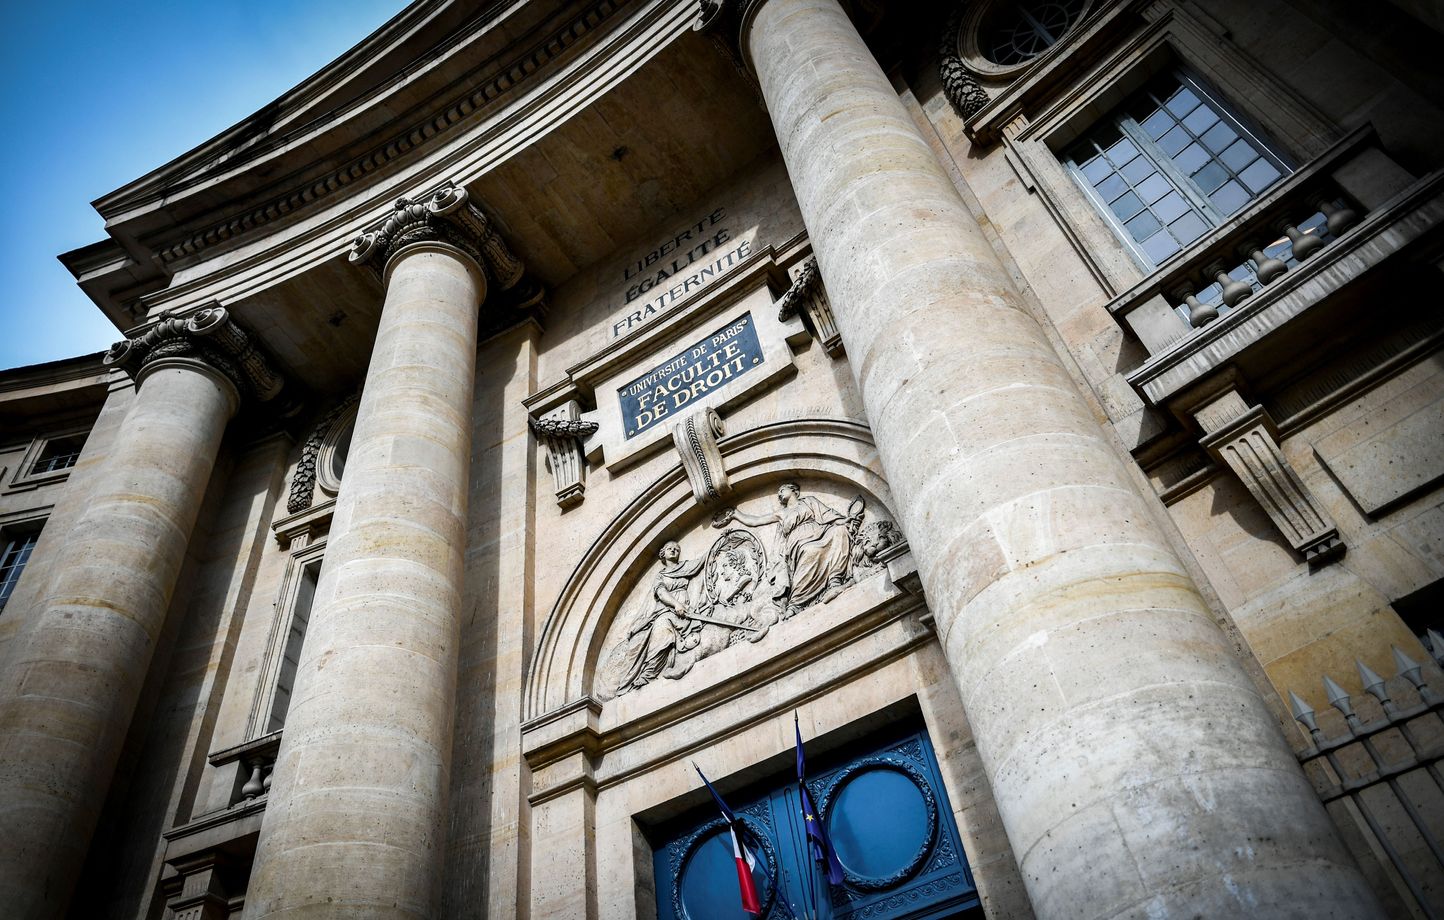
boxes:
[742,1,1379,916]
[0,359,236,918]
[245,243,484,919]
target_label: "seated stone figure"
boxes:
[597,541,704,698]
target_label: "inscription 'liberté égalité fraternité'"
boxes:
[619,314,763,438]
[611,205,753,339]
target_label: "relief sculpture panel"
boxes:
[596,481,905,701]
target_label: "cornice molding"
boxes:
[148,0,626,269]
[103,306,284,406]
[71,0,694,331]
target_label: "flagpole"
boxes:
[693,763,764,917]
[782,784,814,920]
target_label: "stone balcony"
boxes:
[1106,126,1443,410]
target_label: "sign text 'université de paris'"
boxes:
[619,314,763,439]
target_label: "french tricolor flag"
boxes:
[695,764,763,915]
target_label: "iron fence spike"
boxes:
[1356,659,1389,702]
[1288,690,1318,731]
[1323,674,1354,716]
[1394,645,1425,686]
[1427,629,1444,665]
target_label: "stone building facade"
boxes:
[2,0,1443,917]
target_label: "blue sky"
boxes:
[0,0,404,370]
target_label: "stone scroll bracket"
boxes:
[1190,382,1345,564]
[671,407,732,506]
[104,304,287,409]
[776,256,843,358]
[530,401,600,510]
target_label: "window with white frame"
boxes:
[1064,70,1293,269]
[0,531,39,613]
[30,435,84,475]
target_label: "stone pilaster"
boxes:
[0,307,280,920]
[735,1,1380,917]
[245,184,493,919]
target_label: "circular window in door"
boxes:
[821,757,938,890]
[672,817,778,920]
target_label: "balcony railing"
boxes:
[1107,125,1413,356]
[208,730,281,807]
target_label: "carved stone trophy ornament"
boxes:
[596,483,905,700]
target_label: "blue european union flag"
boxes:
[795,714,845,885]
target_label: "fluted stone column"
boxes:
[731,1,1381,917]
[0,308,278,919]
[245,188,491,919]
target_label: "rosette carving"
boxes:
[104,306,283,404]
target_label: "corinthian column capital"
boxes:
[104,305,284,407]
[348,182,528,295]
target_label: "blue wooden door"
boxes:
[652,727,982,920]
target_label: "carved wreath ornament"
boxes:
[595,483,905,700]
[939,3,990,119]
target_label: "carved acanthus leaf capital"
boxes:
[777,257,843,357]
[695,0,735,31]
[348,182,529,297]
[104,306,284,404]
[530,416,600,439]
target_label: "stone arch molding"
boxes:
[524,418,908,721]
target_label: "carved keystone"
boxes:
[672,407,731,505]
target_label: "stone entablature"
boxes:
[101,2,630,271]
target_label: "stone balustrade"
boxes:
[1108,125,1407,355]
[208,731,283,807]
